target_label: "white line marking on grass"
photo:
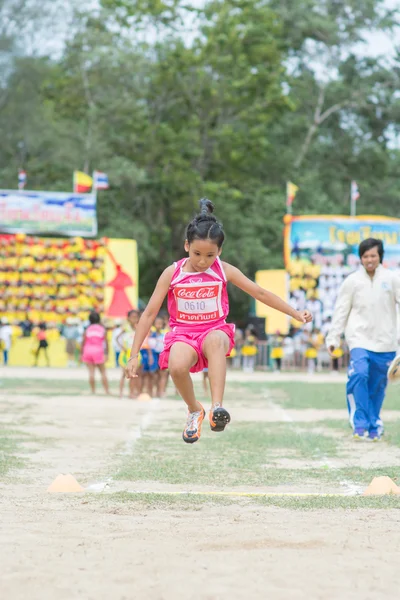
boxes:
[86,399,160,492]
[338,481,364,496]
[267,400,294,423]
[119,399,160,456]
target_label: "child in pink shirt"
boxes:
[81,311,110,395]
[126,199,312,443]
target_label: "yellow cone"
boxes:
[47,474,85,493]
[363,476,400,496]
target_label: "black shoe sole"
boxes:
[210,407,231,432]
[182,434,199,444]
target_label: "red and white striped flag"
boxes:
[18,169,27,190]
[350,181,360,217]
[351,181,360,202]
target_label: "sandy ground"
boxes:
[1,371,400,600]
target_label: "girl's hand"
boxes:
[125,355,139,379]
[295,310,313,324]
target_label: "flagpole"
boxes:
[286,182,292,215]
[350,182,356,217]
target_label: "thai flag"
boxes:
[351,181,360,202]
[93,170,109,190]
[18,170,27,190]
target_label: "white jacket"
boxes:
[325,265,400,353]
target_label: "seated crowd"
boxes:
[0,233,106,326]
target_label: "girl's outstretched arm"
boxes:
[125,265,174,378]
[223,262,312,324]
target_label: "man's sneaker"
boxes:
[209,404,231,432]
[353,428,369,440]
[376,419,385,437]
[182,404,205,444]
[369,430,381,442]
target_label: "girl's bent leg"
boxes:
[119,370,125,397]
[168,343,201,412]
[202,331,229,408]
[148,372,157,398]
[87,364,96,394]
[98,364,110,395]
[34,347,40,366]
[158,369,169,398]
[136,369,143,395]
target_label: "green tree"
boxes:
[1,0,400,320]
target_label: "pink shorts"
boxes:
[82,349,105,365]
[159,323,235,373]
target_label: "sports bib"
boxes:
[173,281,223,323]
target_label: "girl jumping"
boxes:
[125,199,312,443]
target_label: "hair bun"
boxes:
[199,198,214,215]
[186,198,224,247]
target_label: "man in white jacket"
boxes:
[326,238,400,440]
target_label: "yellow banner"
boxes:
[255,270,289,334]
[1,235,138,366]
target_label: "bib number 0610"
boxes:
[184,301,206,311]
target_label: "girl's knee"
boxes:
[169,361,190,379]
[204,332,228,354]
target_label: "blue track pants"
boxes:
[346,348,395,432]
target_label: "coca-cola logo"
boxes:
[176,287,216,299]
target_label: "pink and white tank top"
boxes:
[84,324,106,351]
[167,257,229,330]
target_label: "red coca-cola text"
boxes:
[176,287,216,300]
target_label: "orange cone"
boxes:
[363,476,400,496]
[47,474,85,493]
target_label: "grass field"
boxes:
[1,369,400,599]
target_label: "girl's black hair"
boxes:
[186,198,225,248]
[89,310,101,325]
[358,238,384,262]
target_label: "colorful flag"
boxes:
[73,171,93,193]
[286,181,299,209]
[93,170,109,190]
[351,181,360,202]
[18,169,27,190]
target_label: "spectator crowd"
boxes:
[0,233,106,326]
[4,237,399,377]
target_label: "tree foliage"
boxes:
[0,0,399,319]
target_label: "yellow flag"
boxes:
[286,181,299,207]
[73,171,93,193]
